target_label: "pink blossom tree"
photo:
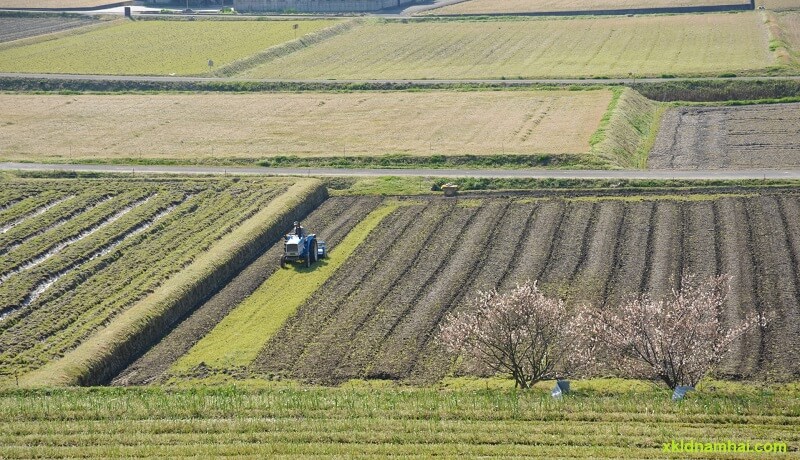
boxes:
[439,281,584,389]
[581,275,764,389]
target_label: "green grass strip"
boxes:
[171,202,399,372]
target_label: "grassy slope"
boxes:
[591,88,665,168]
[18,179,325,387]
[171,202,398,374]
[0,19,337,75]
[0,381,797,458]
[243,13,774,80]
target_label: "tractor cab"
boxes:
[280,224,326,268]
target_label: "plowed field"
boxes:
[649,103,800,169]
[113,190,800,385]
[0,17,98,43]
[432,0,748,15]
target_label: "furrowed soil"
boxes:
[649,103,800,169]
[431,0,748,15]
[0,1,118,7]
[112,196,382,385]
[239,190,800,384]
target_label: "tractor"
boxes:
[280,225,326,269]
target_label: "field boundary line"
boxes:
[211,19,359,78]
[170,201,399,373]
[18,178,327,387]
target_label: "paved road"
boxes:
[3,72,800,86]
[2,162,799,180]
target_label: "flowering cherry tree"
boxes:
[439,281,583,389]
[581,275,764,389]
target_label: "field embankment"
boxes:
[1,384,798,458]
[649,102,800,169]
[0,18,338,76]
[242,13,774,80]
[0,90,614,168]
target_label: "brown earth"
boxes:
[0,17,97,43]
[649,104,800,170]
[247,191,800,384]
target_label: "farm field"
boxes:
[431,0,749,15]
[0,90,614,163]
[243,13,774,80]
[649,103,800,169]
[0,176,324,387]
[778,11,800,57]
[107,190,800,386]
[763,0,800,11]
[0,1,118,8]
[0,16,99,43]
[1,385,797,458]
[0,19,338,75]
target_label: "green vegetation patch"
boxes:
[0,19,337,75]
[171,202,399,373]
[0,382,797,458]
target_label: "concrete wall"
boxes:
[234,0,412,12]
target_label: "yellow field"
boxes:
[242,13,773,79]
[0,0,115,7]
[433,0,745,15]
[0,20,337,75]
[0,90,613,162]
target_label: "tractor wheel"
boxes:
[305,252,311,268]
[311,241,318,264]
[280,255,287,269]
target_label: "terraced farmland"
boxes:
[0,19,338,75]
[432,0,749,15]
[649,103,800,169]
[243,13,773,79]
[0,176,318,386]
[0,90,613,164]
[0,16,99,43]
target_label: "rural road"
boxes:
[2,162,800,180]
[3,73,800,85]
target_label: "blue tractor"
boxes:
[280,221,327,269]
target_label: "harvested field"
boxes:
[778,11,800,56]
[0,19,338,75]
[0,177,296,387]
[221,191,800,384]
[0,90,612,162]
[0,17,98,43]
[648,103,800,169]
[432,0,749,15]
[0,1,118,8]
[243,13,773,79]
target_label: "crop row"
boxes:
[0,178,289,386]
[0,17,97,44]
[0,386,797,459]
[113,196,383,385]
[250,192,800,384]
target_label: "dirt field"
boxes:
[111,190,800,385]
[648,103,800,169]
[778,11,800,54]
[433,0,748,15]
[248,192,799,384]
[0,91,612,161]
[0,17,97,43]
[243,13,773,79]
[0,0,121,8]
